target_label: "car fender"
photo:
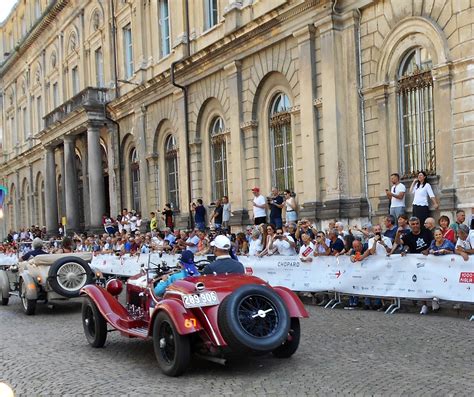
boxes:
[19,272,38,300]
[0,270,10,299]
[273,286,309,318]
[81,284,130,329]
[151,299,204,336]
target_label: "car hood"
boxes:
[167,274,268,295]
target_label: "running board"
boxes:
[128,327,149,337]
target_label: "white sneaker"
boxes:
[420,305,429,315]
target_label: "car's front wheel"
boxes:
[272,317,301,358]
[19,280,36,315]
[153,311,190,377]
[82,297,107,347]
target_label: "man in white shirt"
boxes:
[129,211,138,234]
[454,224,474,261]
[298,233,314,262]
[251,187,267,225]
[222,195,232,231]
[385,173,406,219]
[368,224,393,255]
[271,228,296,256]
[184,229,200,254]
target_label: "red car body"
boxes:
[81,271,308,376]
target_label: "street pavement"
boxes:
[0,296,473,396]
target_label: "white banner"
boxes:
[2,253,473,303]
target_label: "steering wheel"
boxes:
[193,258,212,271]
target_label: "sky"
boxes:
[0,0,18,24]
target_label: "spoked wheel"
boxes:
[49,257,93,298]
[82,297,107,348]
[19,280,36,315]
[218,284,290,352]
[153,311,190,376]
[238,295,280,338]
[272,317,301,358]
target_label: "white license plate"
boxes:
[182,291,219,308]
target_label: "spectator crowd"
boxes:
[2,170,473,314]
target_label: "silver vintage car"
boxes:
[0,252,98,315]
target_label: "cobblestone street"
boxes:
[0,296,472,396]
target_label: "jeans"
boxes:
[270,217,283,229]
[195,222,205,231]
[390,206,405,220]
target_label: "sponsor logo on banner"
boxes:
[277,261,300,268]
[85,253,474,303]
[459,272,474,283]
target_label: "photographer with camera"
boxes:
[368,224,393,255]
[268,187,284,229]
[270,228,296,256]
[161,203,174,231]
[313,231,331,256]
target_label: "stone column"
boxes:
[241,120,259,217]
[87,124,106,228]
[63,135,80,231]
[44,146,58,234]
[224,61,248,226]
[135,105,150,214]
[293,25,319,218]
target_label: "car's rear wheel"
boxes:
[19,280,36,315]
[218,284,290,353]
[153,311,190,377]
[1,297,9,305]
[82,297,107,348]
[49,257,93,298]
[272,317,301,358]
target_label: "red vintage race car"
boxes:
[80,259,308,376]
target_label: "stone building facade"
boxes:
[0,0,473,236]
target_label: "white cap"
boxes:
[210,235,231,250]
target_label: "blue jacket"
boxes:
[154,269,187,296]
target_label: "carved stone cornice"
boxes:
[240,120,258,132]
[288,105,300,115]
[313,97,323,108]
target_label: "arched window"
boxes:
[165,135,179,209]
[130,148,141,212]
[397,47,435,176]
[269,93,293,191]
[210,116,227,200]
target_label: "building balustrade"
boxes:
[43,87,109,128]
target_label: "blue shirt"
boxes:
[429,239,455,253]
[154,269,187,296]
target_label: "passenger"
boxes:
[54,237,74,254]
[201,235,245,275]
[20,238,47,261]
[154,250,200,296]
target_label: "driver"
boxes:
[20,238,48,261]
[202,235,245,275]
[154,250,200,296]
